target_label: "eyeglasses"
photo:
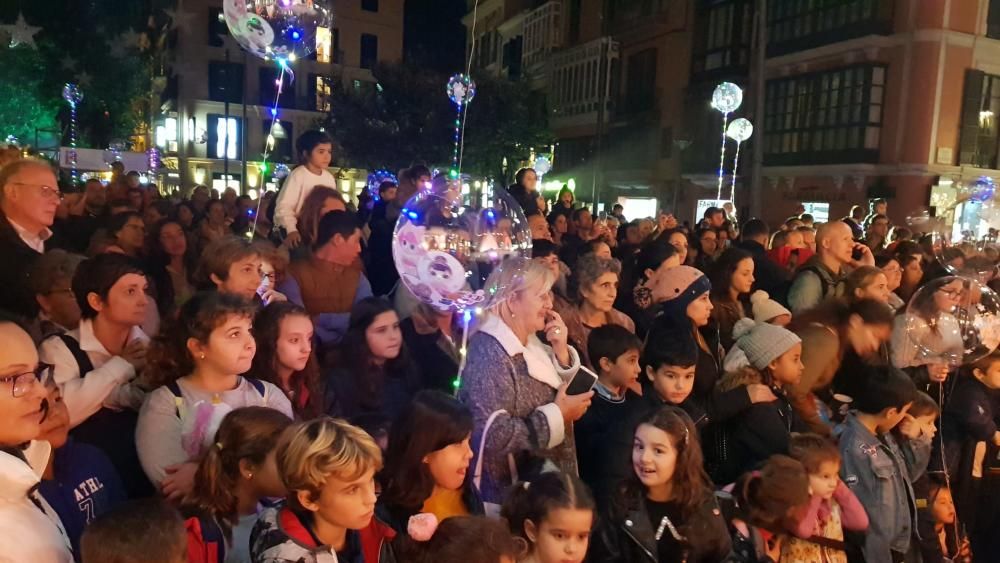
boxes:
[0,363,54,398]
[10,182,64,201]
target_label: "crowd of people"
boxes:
[0,130,997,563]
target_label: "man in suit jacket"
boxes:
[0,159,61,319]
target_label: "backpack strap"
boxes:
[166,381,185,419]
[245,377,268,403]
[54,333,95,376]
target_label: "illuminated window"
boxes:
[316,27,331,63]
[208,115,241,160]
[315,76,331,111]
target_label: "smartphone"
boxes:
[851,246,864,261]
[566,365,599,396]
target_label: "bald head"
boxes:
[816,221,855,264]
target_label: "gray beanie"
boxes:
[732,318,802,370]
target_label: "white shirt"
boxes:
[272,165,338,233]
[8,217,52,253]
[0,442,73,563]
[38,319,149,428]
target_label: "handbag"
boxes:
[473,409,519,518]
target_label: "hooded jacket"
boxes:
[0,441,73,563]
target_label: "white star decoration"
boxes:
[1,12,41,49]
[77,72,92,88]
[163,8,197,31]
[60,56,77,71]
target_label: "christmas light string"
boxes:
[249,58,292,238]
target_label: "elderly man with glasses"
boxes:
[0,158,62,320]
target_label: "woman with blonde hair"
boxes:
[457,257,590,510]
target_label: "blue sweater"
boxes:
[38,440,126,557]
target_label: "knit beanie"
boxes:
[732,317,801,370]
[656,266,711,322]
[750,290,791,323]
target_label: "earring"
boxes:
[246,472,253,480]
[199,354,205,360]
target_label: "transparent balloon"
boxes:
[726,118,753,142]
[392,176,533,312]
[62,83,83,104]
[931,229,1000,283]
[711,82,743,114]
[533,155,552,177]
[223,0,333,61]
[447,74,476,106]
[903,276,1000,367]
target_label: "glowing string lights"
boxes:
[711,82,743,203]
[249,58,293,238]
[62,83,83,185]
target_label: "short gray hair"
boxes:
[572,254,622,302]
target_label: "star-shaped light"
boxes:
[108,42,128,59]
[163,8,197,30]
[77,72,92,88]
[1,12,41,49]
[60,56,77,71]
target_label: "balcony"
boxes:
[548,37,620,130]
[767,0,894,57]
[522,1,561,69]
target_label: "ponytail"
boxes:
[184,407,292,541]
[501,472,595,546]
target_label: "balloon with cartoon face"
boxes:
[420,252,467,298]
[393,222,426,278]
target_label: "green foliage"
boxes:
[325,63,552,180]
[0,1,158,150]
[0,46,59,143]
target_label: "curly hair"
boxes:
[295,186,345,248]
[145,292,257,388]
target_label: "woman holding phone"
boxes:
[458,258,590,509]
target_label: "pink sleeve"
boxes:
[833,480,869,531]
[792,494,824,538]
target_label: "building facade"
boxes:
[682,0,1000,228]
[463,0,695,220]
[155,0,404,200]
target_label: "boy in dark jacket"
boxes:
[938,351,1000,559]
[251,417,396,563]
[596,333,701,509]
[575,325,643,501]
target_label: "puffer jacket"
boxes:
[250,504,396,563]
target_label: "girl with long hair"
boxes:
[708,247,755,352]
[147,219,198,317]
[183,407,292,562]
[327,297,420,423]
[377,390,482,532]
[244,302,324,418]
[591,406,731,562]
[136,292,292,501]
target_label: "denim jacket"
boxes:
[838,412,930,561]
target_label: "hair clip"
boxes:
[407,513,440,542]
[215,442,224,451]
[523,481,531,491]
[682,425,690,446]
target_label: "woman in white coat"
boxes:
[0,316,73,562]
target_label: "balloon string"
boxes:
[716,112,730,203]
[455,0,480,177]
[454,310,472,397]
[250,61,289,240]
[730,140,742,208]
